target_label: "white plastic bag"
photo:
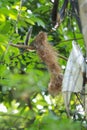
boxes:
[62,41,85,115]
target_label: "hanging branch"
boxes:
[52,0,68,28]
[52,0,59,27]
[24,26,32,45]
[59,0,68,21]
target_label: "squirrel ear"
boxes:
[38,31,47,41]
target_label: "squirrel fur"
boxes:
[31,31,63,96]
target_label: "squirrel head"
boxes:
[30,31,47,49]
[36,31,47,41]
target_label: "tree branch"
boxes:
[9,43,67,61]
[9,43,34,50]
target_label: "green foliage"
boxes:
[0,0,86,129]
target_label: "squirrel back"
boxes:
[31,31,63,96]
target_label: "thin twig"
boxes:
[58,54,67,61]
[59,37,83,43]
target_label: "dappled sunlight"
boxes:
[0,103,7,113]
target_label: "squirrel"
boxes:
[30,31,63,96]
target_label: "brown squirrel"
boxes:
[30,31,63,96]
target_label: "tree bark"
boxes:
[78,0,87,48]
[78,0,87,119]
